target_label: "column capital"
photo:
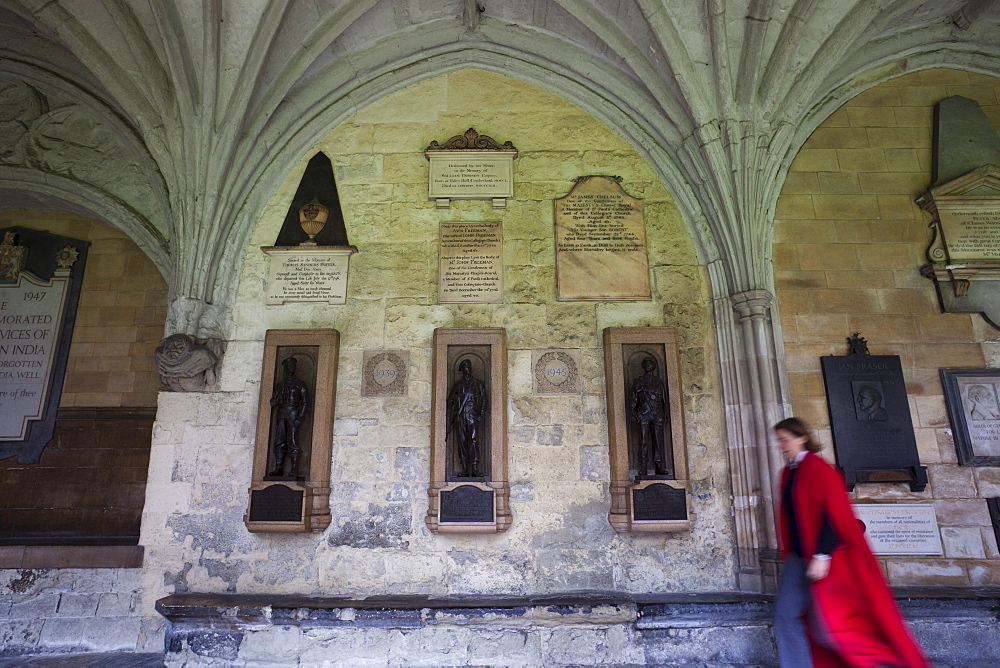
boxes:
[731,289,774,318]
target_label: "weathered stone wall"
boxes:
[138,69,731,641]
[0,568,147,657]
[774,67,1000,586]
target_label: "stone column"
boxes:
[710,262,789,591]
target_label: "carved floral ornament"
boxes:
[424,127,518,157]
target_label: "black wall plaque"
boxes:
[821,354,927,491]
[439,485,494,523]
[248,484,304,523]
[632,483,687,521]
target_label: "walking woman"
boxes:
[773,417,928,667]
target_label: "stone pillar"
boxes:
[710,262,789,591]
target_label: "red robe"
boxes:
[778,452,928,668]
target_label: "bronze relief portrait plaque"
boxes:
[941,368,1000,466]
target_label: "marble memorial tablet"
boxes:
[361,350,409,396]
[937,203,1000,261]
[854,504,943,555]
[424,128,518,208]
[438,222,502,303]
[554,176,651,301]
[261,247,356,305]
[532,349,582,395]
[0,228,87,464]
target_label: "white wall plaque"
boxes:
[437,222,502,304]
[854,504,943,555]
[554,175,652,301]
[0,272,69,440]
[424,129,518,208]
[261,246,357,305]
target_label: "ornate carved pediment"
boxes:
[424,127,517,154]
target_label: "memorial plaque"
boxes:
[437,222,502,303]
[988,498,1000,551]
[0,228,87,464]
[361,350,409,397]
[940,368,1000,466]
[261,247,356,305]
[532,349,582,395]
[937,204,1000,261]
[854,504,943,556]
[426,328,511,533]
[424,128,518,208]
[245,329,340,533]
[248,484,305,523]
[821,354,927,491]
[554,176,651,301]
[439,485,495,523]
[632,483,687,522]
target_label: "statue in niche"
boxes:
[155,333,221,392]
[447,359,487,478]
[629,356,672,478]
[268,357,309,477]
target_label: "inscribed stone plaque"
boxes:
[248,485,305,523]
[0,228,87,464]
[532,349,582,395]
[938,204,1000,260]
[554,176,651,301]
[821,354,926,490]
[632,483,687,522]
[438,222,502,303]
[0,272,69,440]
[939,368,1000,466]
[439,485,495,523]
[854,504,943,555]
[428,156,514,201]
[261,247,355,305]
[361,350,409,396]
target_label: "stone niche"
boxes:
[603,326,691,532]
[426,327,511,533]
[245,329,339,533]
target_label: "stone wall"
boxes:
[138,69,732,639]
[774,67,1000,586]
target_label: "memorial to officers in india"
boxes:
[2,1,1000,665]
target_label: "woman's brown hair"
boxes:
[773,416,822,453]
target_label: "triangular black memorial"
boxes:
[933,95,1000,188]
[273,152,350,246]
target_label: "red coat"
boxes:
[778,452,928,668]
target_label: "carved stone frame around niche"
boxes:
[244,329,339,533]
[426,328,511,533]
[603,327,691,533]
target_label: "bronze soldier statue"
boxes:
[268,356,309,477]
[629,356,671,478]
[447,359,486,478]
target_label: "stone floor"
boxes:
[0,654,163,667]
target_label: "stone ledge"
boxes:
[0,545,144,569]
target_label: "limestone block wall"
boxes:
[774,68,1000,586]
[139,70,733,629]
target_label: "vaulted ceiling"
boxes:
[1,0,998,336]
